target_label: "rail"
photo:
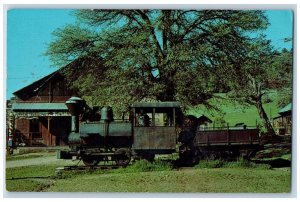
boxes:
[55,165,120,173]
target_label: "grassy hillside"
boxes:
[186,91,283,127]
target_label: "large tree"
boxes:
[46,9,268,114]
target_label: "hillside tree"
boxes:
[227,37,293,136]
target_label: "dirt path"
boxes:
[6,154,61,168]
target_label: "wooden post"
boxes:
[152,108,155,126]
[133,108,136,127]
[48,117,51,146]
[173,108,176,126]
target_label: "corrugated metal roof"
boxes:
[279,103,292,114]
[132,102,181,108]
[12,103,68,111]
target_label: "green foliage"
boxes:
[47,10,270,114]
[213,116,227,127]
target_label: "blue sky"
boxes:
[6,9,293,99]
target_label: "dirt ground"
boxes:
[5,152,74,168]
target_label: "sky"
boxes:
[5,9,294,100]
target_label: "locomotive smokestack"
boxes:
[66,96,86,133]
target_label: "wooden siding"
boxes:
[14,117,71,146]
[12,71,76,146]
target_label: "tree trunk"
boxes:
[256,98,276,136]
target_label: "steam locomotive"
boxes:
[58,96,262,166]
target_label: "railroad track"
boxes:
[55,165,120,173]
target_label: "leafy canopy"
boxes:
[46,9,269,114]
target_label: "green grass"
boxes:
[5,158,76,192]
[187,91,282,127]
[123,159,173,172]
[194,158,271,169]
[46,168,290,193]
[6,159,290,193]
[6,165,58,192]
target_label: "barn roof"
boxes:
[12,56,103,100]
[12,70,62,100]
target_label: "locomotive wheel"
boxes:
[82,156,100,166]
[114,148,131,167]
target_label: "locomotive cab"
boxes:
[131,102,182,160]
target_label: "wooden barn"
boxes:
[11,70,76,146]
[272,103,292,136]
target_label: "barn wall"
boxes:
[15,119,30,145]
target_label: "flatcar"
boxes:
[178,120,262,165]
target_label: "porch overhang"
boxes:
[12,103,71,117]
